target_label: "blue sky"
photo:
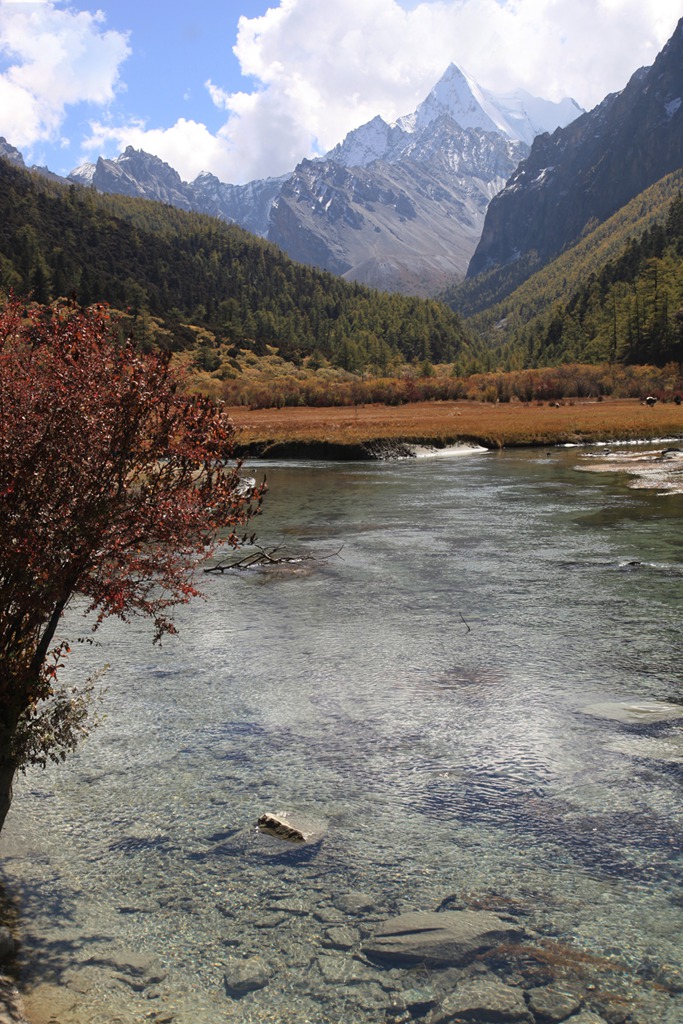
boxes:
[0,0,679,184]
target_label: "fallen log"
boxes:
[205,542,343,573]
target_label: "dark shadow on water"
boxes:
[108,834,175,855]
[1,873,115,988]
[420,768,683,887]
[16,930,116,987]
[249,838,324,866]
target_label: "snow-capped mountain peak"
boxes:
[51,63,582,295]
[490,87,585,145]
[328,64,582,169]
[400,63,512,137]
[325,115,397,168]
[404,63,583,145]
[69,161,96,185]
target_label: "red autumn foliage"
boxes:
[0,298,264,826]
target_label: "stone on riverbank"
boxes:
[363,910,524,967]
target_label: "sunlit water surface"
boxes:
[2,446,683,1022]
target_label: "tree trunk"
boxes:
[0,763,15,835]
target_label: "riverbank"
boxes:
[228,397,683,457]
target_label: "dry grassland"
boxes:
[228,398,683,450]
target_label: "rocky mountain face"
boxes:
[63,66,580,295]
[0,138,24,167]
[189,172,287,238]
[468,17,683,279]
[0,137,62,183]
[70,151,286,239]
[263,66,580,293]
[70,147,194,209]
[268,119,526,294]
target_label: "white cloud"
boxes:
[3,0,680,184]
[122,0,678,184]
[83,116,244,183]
[0,1,130,149]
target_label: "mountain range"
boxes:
[2,16,682,357]
[60,65,580,296]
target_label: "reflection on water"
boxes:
[2,446,683,1023]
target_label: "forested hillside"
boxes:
[2,153,682,385]
[0,158,470,372]
[451,174,683,370]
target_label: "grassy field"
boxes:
[228,397,683,451]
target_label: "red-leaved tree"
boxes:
[0,298,264,831]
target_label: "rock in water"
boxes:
[257,813,307,842]
[433,975,532,1023]
[223,957,271,997]
[363,910,524,967]
[526,983,583,1021]
[581,700,683,724]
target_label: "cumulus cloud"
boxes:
[82,116,243,183]
[0,1,130,151]
[2,0,680,184]
[225,0,680,134]
[122,0,678,183]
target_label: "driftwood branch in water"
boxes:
[205,542,344,574]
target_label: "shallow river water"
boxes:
[2,445,683,1023]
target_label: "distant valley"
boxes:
[0,18,682,380]
[5,64,581,297]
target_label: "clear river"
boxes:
[1,444,683,1024]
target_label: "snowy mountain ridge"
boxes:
[328,64,582,168]
[60,64,582,294]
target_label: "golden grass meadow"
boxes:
[227,397,683,451]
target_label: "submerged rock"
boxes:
[333,891,379,916]
[223,957,271,997]
[316,954,378,986]
[431,975,532,1022]
[556,1012,608,1024]
[0,928,14,962]
[608,735,683,763]
[653,963,683,993]
[526,983,583,1021]
[363,910,524,967]
[581,700,683,724]
[322,925,360,950]
[82,950,166,985]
